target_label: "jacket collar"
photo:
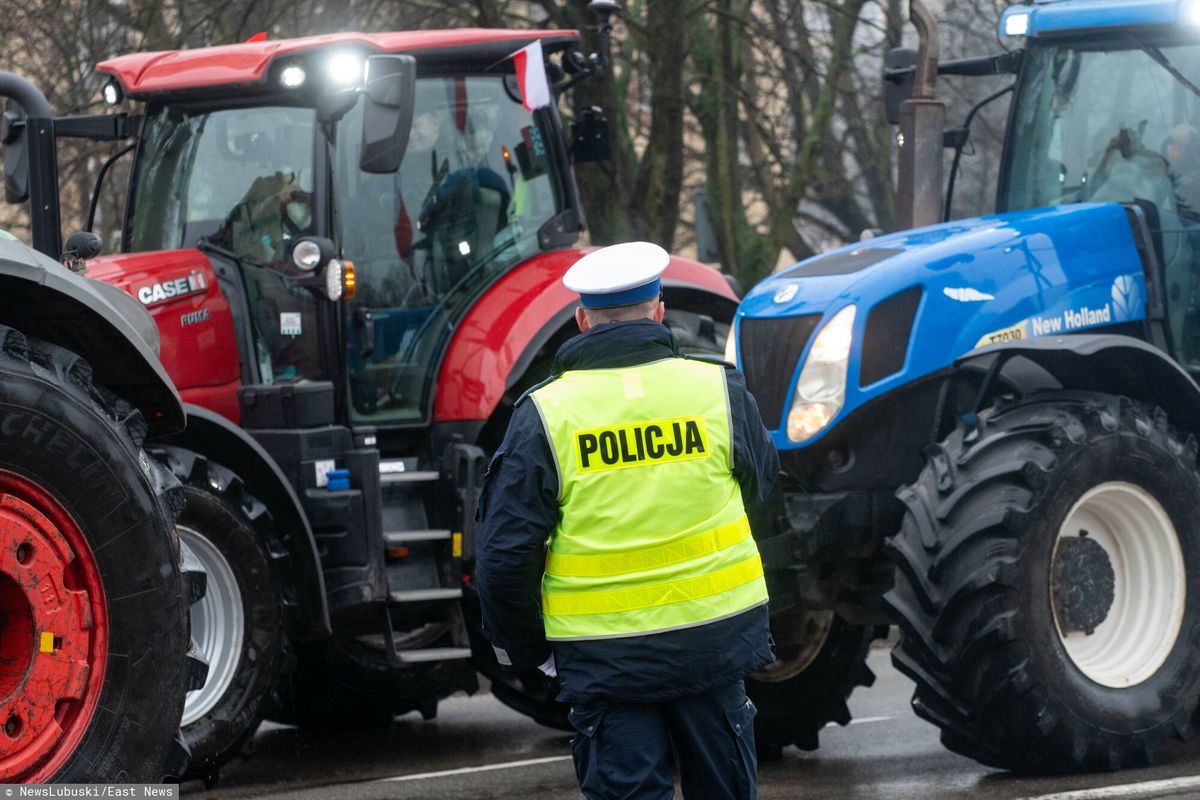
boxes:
[552,319,680,373]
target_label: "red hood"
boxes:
[434,247,736,422]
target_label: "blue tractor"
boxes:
[733,0,1200,772]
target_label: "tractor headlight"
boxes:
[724,324,737,365]
[326,51,365,87]
[786,305,855,443]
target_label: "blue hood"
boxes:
[736,203,1147,449]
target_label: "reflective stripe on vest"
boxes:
[532,356,769,641]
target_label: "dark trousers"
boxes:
[567,680,758,800]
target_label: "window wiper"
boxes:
[1133,37,1200,103]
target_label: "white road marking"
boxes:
[824,715,894,728]
[377,715,896,782]
[1017,776,1200,800]
[377,755,574,783]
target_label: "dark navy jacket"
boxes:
[474,318,779,703]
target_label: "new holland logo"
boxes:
[1111,274,1143,322]
[773,283,799,304]
[137,272,207,306]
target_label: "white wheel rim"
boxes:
[752,609,834,683]
[180,526,245,726]
[1051,481,1185,688]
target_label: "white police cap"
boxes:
[563,241,669,308]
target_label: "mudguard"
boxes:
[435,247,737,422]
[0,237,184,435]
[959,333,1200,437]
[161,404,332,640]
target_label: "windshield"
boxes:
[337,75,563,424]
[1004,39,1200,214]
[1005,38,1200,377]
[129,105,322,383]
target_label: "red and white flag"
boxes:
[512,40,551,112]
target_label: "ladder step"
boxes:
[380,470,440,485]
[389,588,463,603]
[384,529,452,545]
[396,647,473,663]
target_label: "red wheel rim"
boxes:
[0,470,107,782]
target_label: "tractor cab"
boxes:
[108,32,583,426]
[996,15,1200,371]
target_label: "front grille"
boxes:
[739,315,821,430]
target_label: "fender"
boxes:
[957,334,1200,437]
[0,237,184,435]
[161,404,332,640]
[87,249,242,423]
[434,248,737,422]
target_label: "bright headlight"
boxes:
[724,325,737,364]
[1003,12,1029,36]
[327,52,365,87]
[1184,0,1200,26]
[280,65,307,89]
[786,305,856,443]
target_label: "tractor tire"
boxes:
[747,610,878,758]
[884,392,1200,772]
[0,326,202,782]
[462,589,570,731]
[148,446,286,785]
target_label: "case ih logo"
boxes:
[137,272,207,305]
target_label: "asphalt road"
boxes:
[186,646,1200,799]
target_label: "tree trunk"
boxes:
[629,0,687,248]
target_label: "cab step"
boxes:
[384,529,451,545]
[380,470,440,485]
[396,647,473,663]
[389,588,463,603]
[379,459,440,484]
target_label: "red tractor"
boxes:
[0,72,201,782]
[3,9,762,781]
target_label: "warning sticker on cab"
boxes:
[574,416,710,474]
[975,321,1028,348]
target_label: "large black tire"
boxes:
[148,446,287,785]
[0,326,202,782]
[747,611,878,757]
[462,589,570,731]
[885,392,1200,772]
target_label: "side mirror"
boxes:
[359,54,416,175]
[570,106,611,164]
[3,101,29,203]
[883,48,918,126]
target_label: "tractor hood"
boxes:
[734,202,1148,448]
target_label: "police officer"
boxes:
[475,242,779,799]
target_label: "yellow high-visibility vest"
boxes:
[531,356,768,640]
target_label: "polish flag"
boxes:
[512,40,552,112]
